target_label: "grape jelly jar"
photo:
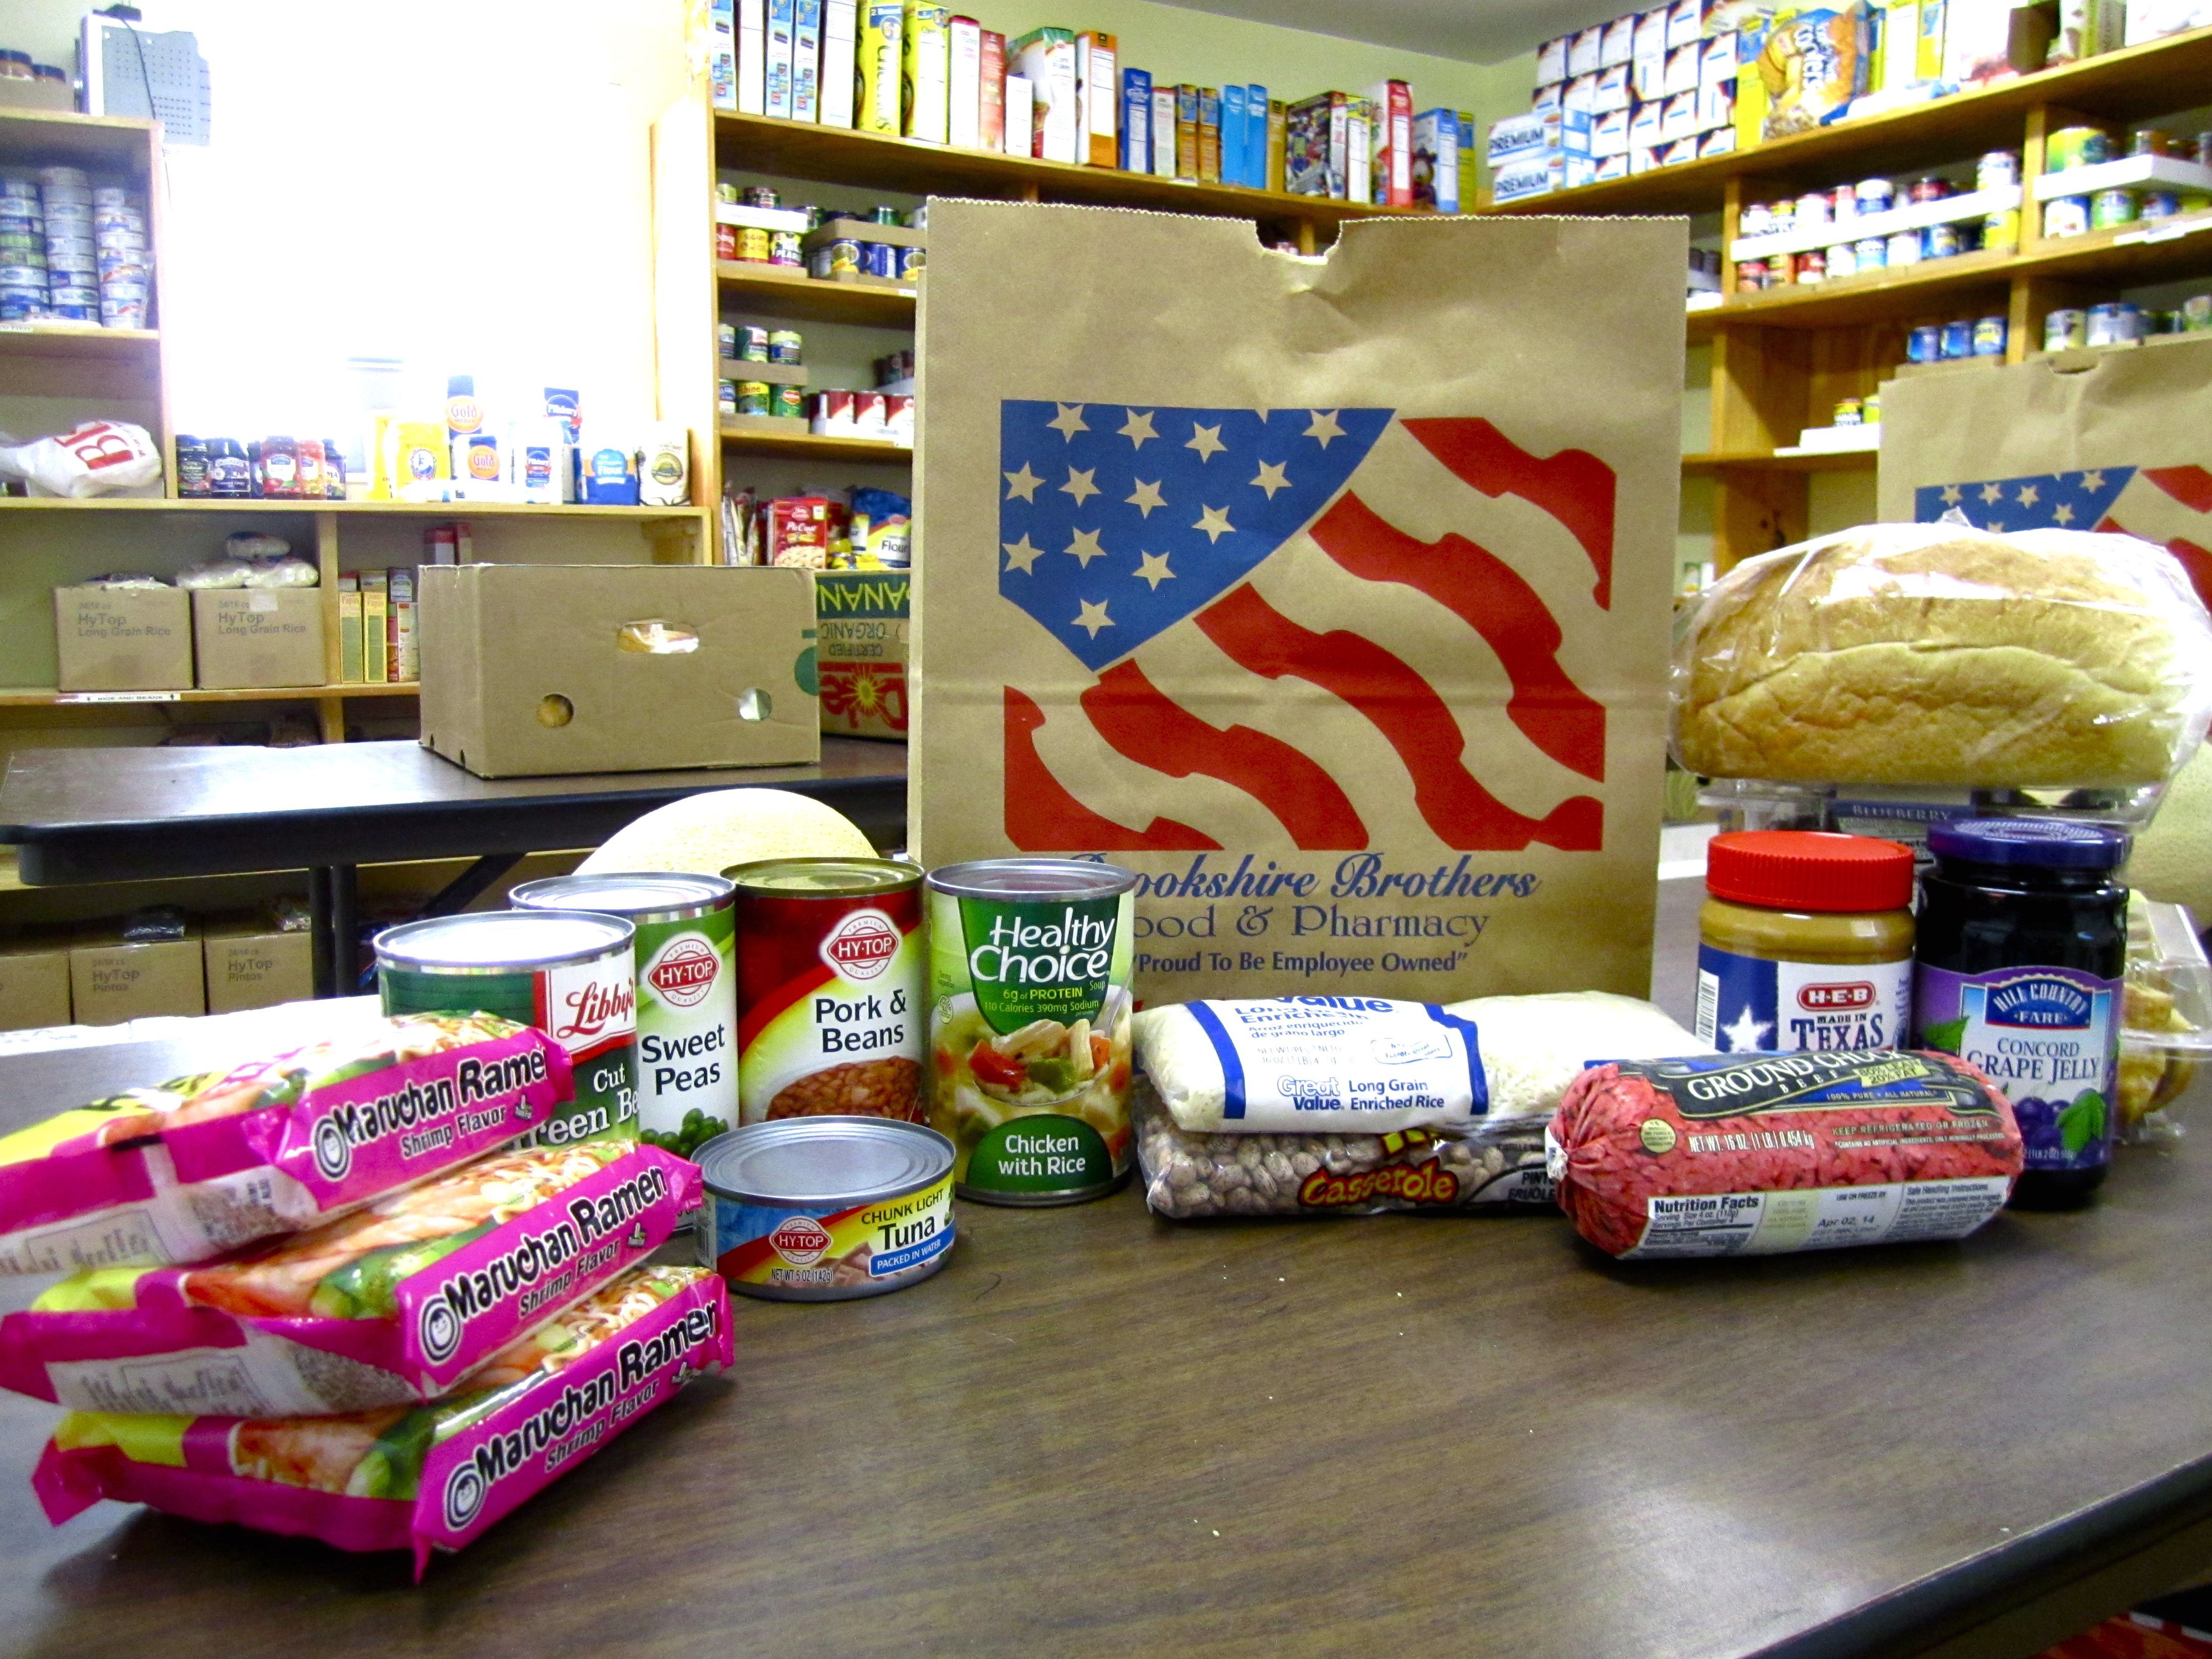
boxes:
[1913,818,2129,1209]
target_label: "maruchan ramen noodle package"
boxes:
[33,1264,731,1578]
[0,1013,572,1275]
[0,1141,697,1415]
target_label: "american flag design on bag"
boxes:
[995,399,1617,855]
[1916,465,2212,607]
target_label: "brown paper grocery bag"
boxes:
[911,202,1685,1004]
[1877,338,2212,607]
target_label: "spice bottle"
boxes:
[1697,831,1916,1053]
[1913,818,2129,1209]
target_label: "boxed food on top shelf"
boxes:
[53,582,193,692]
[190,588,324,690]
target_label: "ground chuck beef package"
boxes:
[33,1264,731,1577]
[0,1013,572,1275]
[0,1141,697,1415]
[1549,1051,2024,1258]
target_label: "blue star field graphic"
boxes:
[997,400,1391,671]
[1915,469,2136,533]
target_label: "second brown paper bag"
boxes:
[912,203,1684,1003]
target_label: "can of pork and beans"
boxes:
[727,857,925,1125]
[375,910,639,1145]
[512,873,735,1161]
[924,859,1138,1205]
[695,1117,954,1300]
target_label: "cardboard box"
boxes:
[815,568,910,741]
[192,588,326,690]
[70,932,205,1026]
[418,563,820,777]
[203,918,315,1015]
[0,935,71,1032]
[53,585,193,692]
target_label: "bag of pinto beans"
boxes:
[1134,993,2025,1253]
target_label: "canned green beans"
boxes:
[512,873,735,1161]
[925,859,1138,1205]
[376,910,640,1146]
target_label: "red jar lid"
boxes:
[1706,831,1915,913]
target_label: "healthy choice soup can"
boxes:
[375,910,639,1146]
[726,857,925,1124]
[925,859,1138,1205]
[695,1117,955,1301]
[510,873,735,1161]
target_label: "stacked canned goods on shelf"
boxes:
[718,322,807,420]
[715,185,926,285]
[1904,314,2010,364]
[0,165,152,327]
[1735,153,2022,290]
[2039,126,2212,239]
[2045,293,2212,351]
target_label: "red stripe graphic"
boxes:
[1310,492,1607,782]
[1193,584,1602,852]
[1402,418,1617,610]
[1003,687,1219,851]
[2096,516,2212,612]
[2143,465,2212,514]
[1079,661,1369,849]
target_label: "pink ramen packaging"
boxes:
[34,1264,731,1578]
[0,1141,696,1416]
[0,1013,572,1274]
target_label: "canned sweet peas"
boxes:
[512,874,736,1161]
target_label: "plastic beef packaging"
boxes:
[1548,1050,2024,1259]
[34,1264,732,1578]
[0,1013,573,1274]
[1671,523,2212,790]
[0,1141,698,1415]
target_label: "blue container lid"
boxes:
[1927,816,2130,870]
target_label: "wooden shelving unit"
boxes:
[1492,25,2212,569]
[655,89,1408,559]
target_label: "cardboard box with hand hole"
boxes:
[417,564,819,777]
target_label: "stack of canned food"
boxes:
[0,165,153,328]
[804,206,927,284]
[2040,127,2212,239]
[713,185,927,285]
[1735,152,2022,292]
[1904,315,2010,364]
[718,322,806,420]
[2045,293,2212,351]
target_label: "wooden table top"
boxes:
[1,885,2207,1658]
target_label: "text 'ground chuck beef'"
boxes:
[1547,1051,2024,1259]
